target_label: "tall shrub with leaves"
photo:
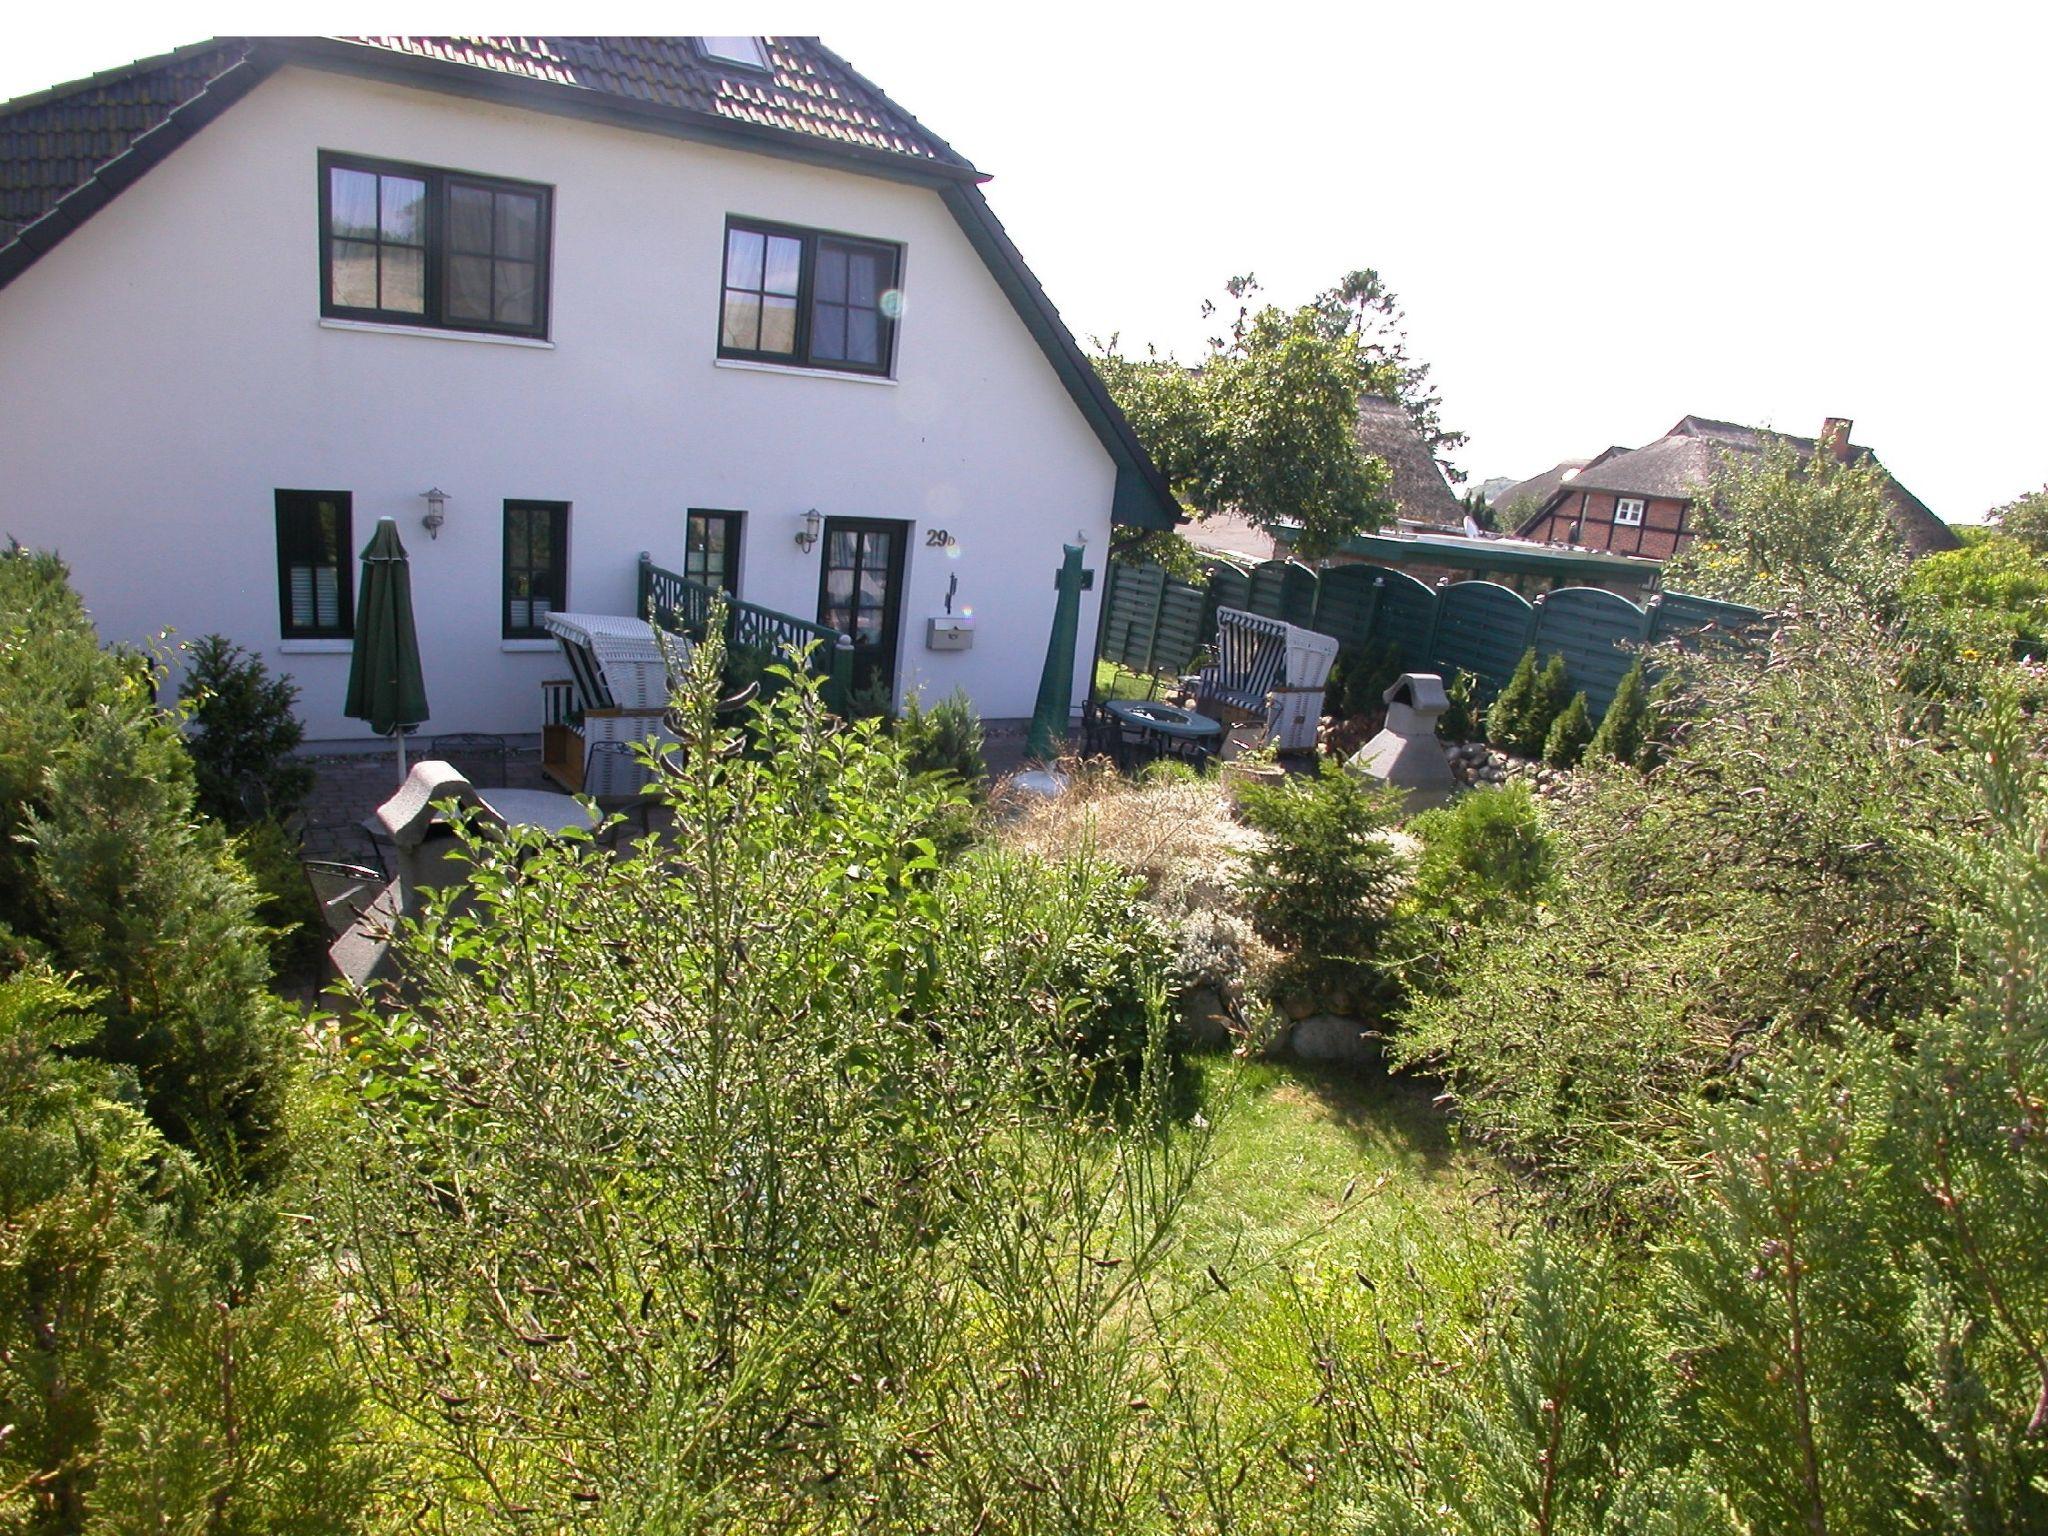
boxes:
[1398,614,1975,1214]
[1665,435,1908,615]
[1542,691,1593,767]
[322,624,1221,1530]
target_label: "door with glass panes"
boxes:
[817,518,907,702]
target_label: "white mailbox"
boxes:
[926,616,975,652]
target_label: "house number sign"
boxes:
[925,529,957,548]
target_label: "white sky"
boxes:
[8,4,2043,519]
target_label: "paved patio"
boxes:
[298,722,1056,868]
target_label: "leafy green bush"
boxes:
[178,634,313,825]
[1234,760,1407,1006]
[1404,782,1557,929]
[1398,614,1977,1214]
[1439,666,1483,741]
[1542,689,1593,767]
[1327,639,1404,719]
[322,633,1214,1528]
[1588,654,1652,766]
[236,815,327,981]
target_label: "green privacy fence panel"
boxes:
[1102,558,1764,716]
[1312,563,1384,651]
[1101,560,1166,674]
[1531,586,1652,716]
[1435,581,1538,699]
[1649,591,1767,647]
[1244,560,1320,628]
[1358,566,1441,671]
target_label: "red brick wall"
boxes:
[1525,490,1693,560]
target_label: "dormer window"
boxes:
[698,37,769,69]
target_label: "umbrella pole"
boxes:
[396,729,407,782]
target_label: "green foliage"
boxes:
[235,815,327,980]
[1233,761,1407,1004]
[1586,655,1651,766]
[1096,272,1415,558]
[321,636,1219,1528]
[1439,667,1482,741]
[1904,529,2048,663]
[1405,783,1557,931]
[1327,641,1405,719]
[177,634,313,825]
[1665,435,1909,614]
[0,966,371,1532]
[896,686,986,793]
[1542,691,1594,767]
[0,548,294,1182]
[1484,649,1540,753]
[1399,615,1976,1215]
[1486,649,1569,758]
[1988,483,2048,554]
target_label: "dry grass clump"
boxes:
[994,763,1277,1007]
[995,762,1256,898]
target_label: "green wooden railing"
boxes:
[637,553,855,713]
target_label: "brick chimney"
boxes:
[1820,416,1854,463]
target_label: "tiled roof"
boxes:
[333,37,975,171]
[0,37,1179,531]
[0,40,248,237]
[0,36,975,242]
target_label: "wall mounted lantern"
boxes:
[794,507,822,554]
[420,487,449,540]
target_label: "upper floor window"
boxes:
[685,509,744,594]
[275,489,353,639]
[718,219,901,376]
[1614,496,1646,526]
[697,36,769,69]
[504,501,569,638]
[321,152,553,339]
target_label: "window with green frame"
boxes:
[275,489,353,639]
[685,509,744,595]
[503,501,569,638]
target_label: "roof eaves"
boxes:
[804,37,978,173]
[935,183,1180,531]
[0,37,241,115]
[0,49,272,293]
[268,36,990,189]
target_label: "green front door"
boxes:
[817,517,907,702]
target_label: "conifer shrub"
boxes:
[897,686,986,794]
[1542,690,1594,767]
[1233,760,1407,1006]
[178,634,313,825]
[1588,654,1652,766]
[1486,648,1574,757]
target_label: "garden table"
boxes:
[1103,699,1225,769]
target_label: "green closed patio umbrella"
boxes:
[1024,543,1088,764]
[345,517,429,780]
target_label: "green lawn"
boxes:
[1174,1053,1498,1285]
[1094,658,1177,701]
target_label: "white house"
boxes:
[0,36,1178,743]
